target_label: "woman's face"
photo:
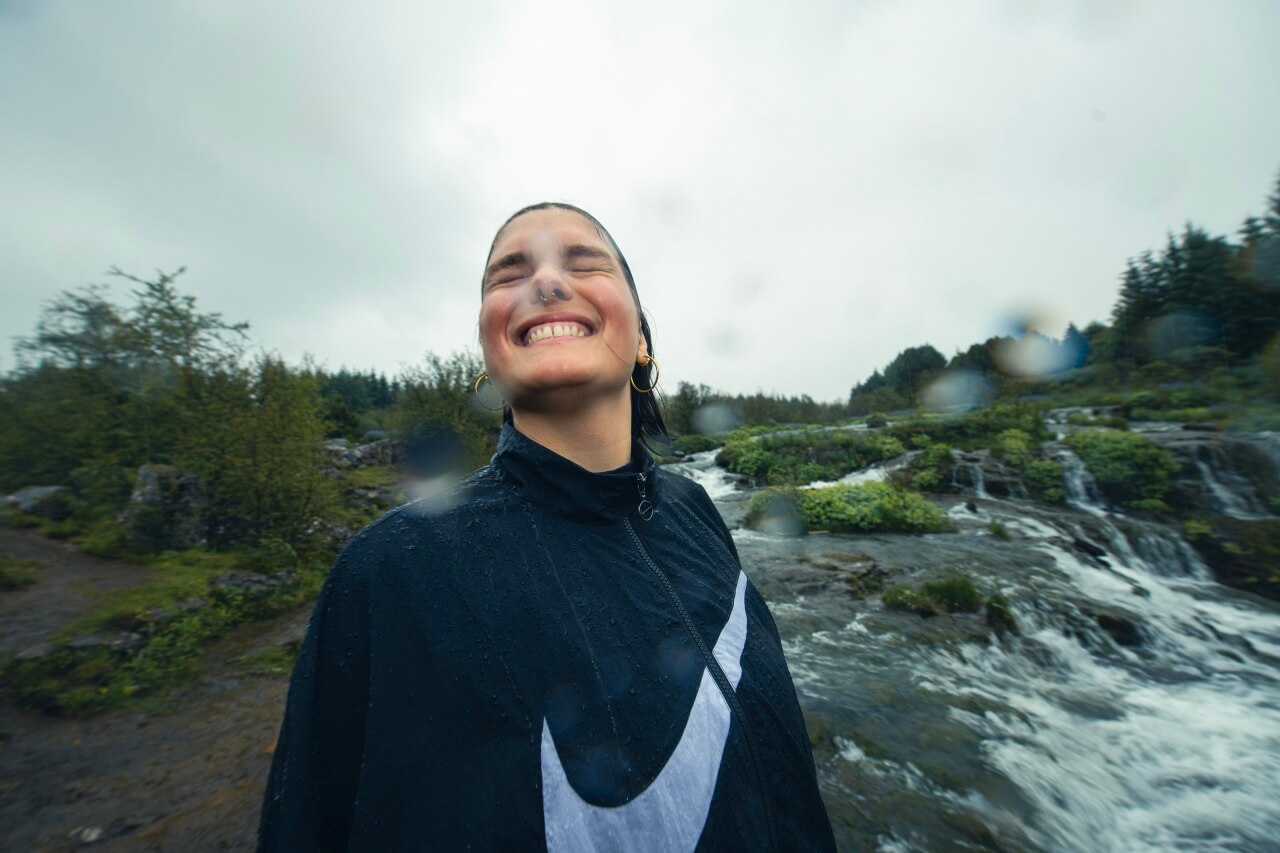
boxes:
[479,208,647,411]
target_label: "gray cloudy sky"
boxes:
[3,0,1278,400]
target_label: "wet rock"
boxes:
[15,641,56,661]
[1148,431,1278,518]
[306,517,354,549]
[1072,537,1109,563]
[1095,613,1144,647]
[67,632,145,654]
[1186,518,1280,602]
[121,465,208,551]
[209,570,293,596]
[324,438,404,469]
[7,485,72,520]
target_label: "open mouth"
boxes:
[519,319,596,346]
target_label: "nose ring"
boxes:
[536,287,567,305]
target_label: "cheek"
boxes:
[477,299,508,352]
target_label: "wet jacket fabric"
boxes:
[258,423,835,852]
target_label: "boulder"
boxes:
[209,569,293,597]
[323,438,404,469]
[120,465,208,551]
[7,485,72,520]
[67,631,146,654]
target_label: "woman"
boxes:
[258,203,835,851]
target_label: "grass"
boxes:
[3,547,326,716]
[0,553,44,591]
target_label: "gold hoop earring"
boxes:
[630,355,660,394]
[473,372,505,411]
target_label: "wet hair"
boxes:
[482,202,669,453]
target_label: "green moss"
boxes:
[884,574,1008,630]
[239,641,300,678]
[920,575,982,613]
[4,550,325,716]
[984,594,1019,635]
[883,585,936,614]
[1186,519,1280,602]
[987,520,1010,540]
[992,429,1034,468]
[0,554,43,591]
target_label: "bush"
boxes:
[1065,430,1179,511]
[992,429,1034,467]
[1023,459,1065,503]
[747,482,951,534]
[718,430,906,486]
[673,434,720,454]
[910,444,954,493]
[882,573,986,617]
[921,575,982,612]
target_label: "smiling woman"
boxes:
[257,203,836,852]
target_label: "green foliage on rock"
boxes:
[718,430,906,486]
[882,574,981,615]
[1065,429,1179,511]
[747,482,951,534]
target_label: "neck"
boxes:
[511,392,634,472]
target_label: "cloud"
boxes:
[2,0,1278,397]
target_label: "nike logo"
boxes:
[540,571,749,853]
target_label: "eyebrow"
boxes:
[484,244,616,282]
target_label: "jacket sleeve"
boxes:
[258,545,371,852]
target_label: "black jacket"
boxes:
[258,423,835,852]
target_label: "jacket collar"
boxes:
[492,422,659,523]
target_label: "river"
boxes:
[665,448,1280,851]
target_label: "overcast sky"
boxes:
[2,0,1278,400]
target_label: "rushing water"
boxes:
[667,449,1280,851]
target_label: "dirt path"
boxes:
[0,530,156,660]
[0,531,310,851]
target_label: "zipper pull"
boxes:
[636,472,655,521]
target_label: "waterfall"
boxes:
[1054,446,1107,516]
[715,427,1280,850]
[1189,442,1270,519]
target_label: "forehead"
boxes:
[490,208,616,260]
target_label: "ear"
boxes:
[636,331,650,365]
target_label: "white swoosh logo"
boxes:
[541,571,749,853]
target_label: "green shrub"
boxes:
[920,575,982,613]
[1065,430,1179,511]
[719,430,907,486]
[992,429,1034,467]
[748,482,951,534]
[673,434,720,454]
[1023,459,1065,503]
[910,443,954,493]
[988,520,1010,540]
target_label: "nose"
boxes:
[529,262,574,306]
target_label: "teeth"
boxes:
[524,322,590,344]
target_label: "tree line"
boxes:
[847,168,1280,413]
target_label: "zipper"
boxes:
[622,513,779,852]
